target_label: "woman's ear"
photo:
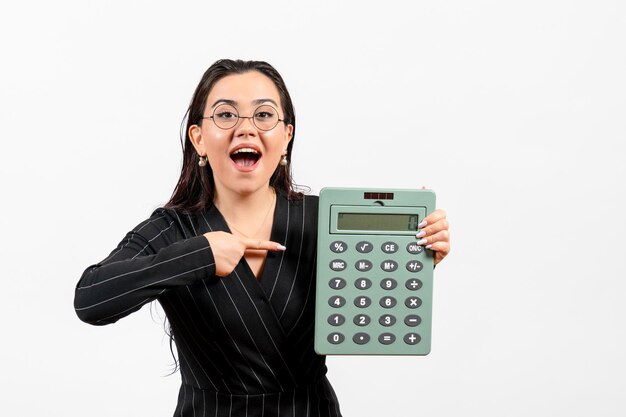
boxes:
[284,124,294,147]
[189,125,205,154]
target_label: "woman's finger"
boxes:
[416,229,450,247]
[241,238,286,252]
[419,209,447,228]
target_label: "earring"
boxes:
[279,153,288,166]
[198,155,208,167]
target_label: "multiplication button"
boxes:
[353,333,370,345]
[378,333,396,345]
[405,296,422,309]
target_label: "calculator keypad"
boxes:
[320,238,431,353]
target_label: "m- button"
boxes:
[381,241,398,254]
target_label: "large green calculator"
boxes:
[314,187,436,355]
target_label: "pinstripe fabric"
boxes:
[74,193,342,417]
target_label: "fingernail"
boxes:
[277,244,287,251]
[425,244,433,250]
[416,238,427,245]
[415,231,426,238]
[418,220,427,228]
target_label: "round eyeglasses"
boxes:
[203,104,286,131]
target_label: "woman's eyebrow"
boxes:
[252,98,279,107]
[210,98,279,109]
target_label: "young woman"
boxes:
[74,59,451,417]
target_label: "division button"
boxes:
[355,260,373,272]
[378,333,396,345]
[330,241,347,253]
[329,278,347,289]
[328,296,346,308]
[356,241,373,253]
[406,260,424,273]
[405,278,423,291]
[406,243,424,254]
[404,315,422,327]
[381,241,398,254]
[404,333,421,345]
[355,278,372,290]
[328,314,345,326]
[379,314,397,327]
[328,332,345,345]
[330,260,347,271]
[353,314,371,326]
[354,296,372,308]
[380,278,397,290]
[381,260,398,272]
[405,296,422,309]
[353,333,371,345]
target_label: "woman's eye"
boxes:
[255,111,273,119]
[216,112,237,119]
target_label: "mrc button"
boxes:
[329,260,347,271]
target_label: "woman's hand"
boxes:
[203,231,286,277]
[416,209,450,266]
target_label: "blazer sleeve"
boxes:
[74,209,216,325]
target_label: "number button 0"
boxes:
[330,241,347,253]
[328,332,345,344]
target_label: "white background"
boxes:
[1,0,625,416]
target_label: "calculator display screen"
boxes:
[337,213,419,231]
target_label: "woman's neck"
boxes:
[213,185,276,236]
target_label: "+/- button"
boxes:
[406,260,423,272]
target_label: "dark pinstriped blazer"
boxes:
[74,193,342,417]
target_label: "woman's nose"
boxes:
[234,116,257,136]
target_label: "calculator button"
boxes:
[378,333,396,345]
[355,260,373,272]
[328,332,345,344]
[406,260,423,273]
[356,241,373,253]
[379,314,397,326]
[405,278,423,291]
[329,278,347,289]
[353,314,371,326]
[403,333,421,345]
[381,242,398,254]
[380,296,397,308]
[330,241,348,253]
[353,333,371,345]
[405,296,422,309]
[404,315,422,327]
[354,296,372,308]
[380,278,397,290]
[355,278,372,290]
[381,260,398,272]
[328,314,345,326]
[406,243,424,254]
[328,296,346,308]
[329,260,347,271]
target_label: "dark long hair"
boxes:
[165,59,301,213]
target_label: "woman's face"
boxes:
[189,71,293,198]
